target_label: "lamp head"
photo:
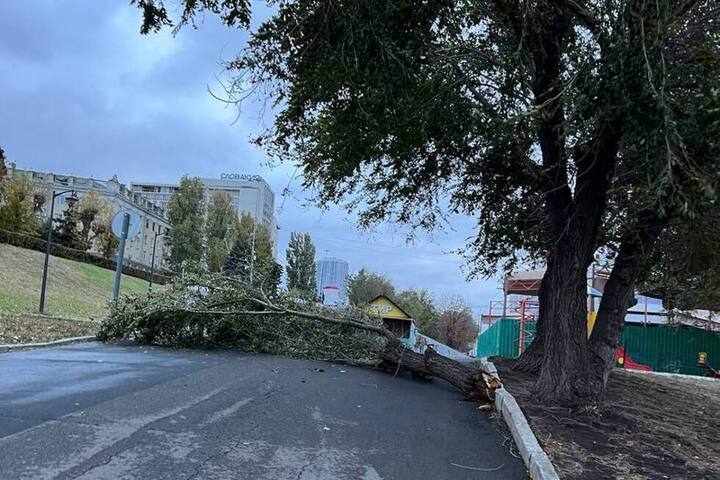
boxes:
[65,191,80,207]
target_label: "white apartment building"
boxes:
[131,174,277,246]
[9,166,171,270]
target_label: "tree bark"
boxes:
[588,213,667,401]
[380,339,500,402]
[513,273,549,373]
[533,235,596,406]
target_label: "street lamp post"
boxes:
[39,188,79,314]
[249,221,257,285]
[149,230,168,293]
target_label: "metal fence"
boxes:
[476,318,720,377]
[622,324,720,376]
[476,318,536,358]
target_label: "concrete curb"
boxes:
[620,368,719,382]
[0,336,97,353]
[4,313,99,324]
[482,357,561,480]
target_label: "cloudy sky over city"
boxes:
[0,1,502,313]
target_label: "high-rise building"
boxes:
[131,174,277,246]
[315,257,349,305]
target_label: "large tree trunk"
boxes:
[380,339,500,402]
[533,237,596,406]
[588,213,667,401]
[513,267,552,373]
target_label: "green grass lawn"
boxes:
[0,243,151,320]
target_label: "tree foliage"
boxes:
[132,0,251,34]
[285,232,317,298]
[97,228,120,259]
[52,199,85,250]
[98,274,376,361]
[136,0,720,405]
[0,147,6,182]
[167,176,205,272]
[0,176,39,235]
[77,191,114,250]
[641,210,720,310]
[224,213,280,290]
[396,289,439,335]
[347,269,395,306]
[433,297,478,352]
[206,191,239,272]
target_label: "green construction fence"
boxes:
[476,318,720,376]
[622,323,720,376]
[476,318,536,358]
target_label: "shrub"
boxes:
[0,228,171,284]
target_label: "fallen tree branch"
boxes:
[156,296,502,403]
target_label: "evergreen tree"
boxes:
[52,200,84,250]
[166,176,205,272]
[285,232,317,299]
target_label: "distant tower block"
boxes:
[315,257,349,305]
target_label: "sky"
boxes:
[0,1,502,315]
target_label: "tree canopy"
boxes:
[77,191,114,250]
[396,289,439,335]
[0,176,39,235]
[434,296,479,352]
[135,0,720,405]
[166,176,206,272]
[347,269,396,306]
[206,191,239,272]
[0,147,6,182]
[285,232,317,298]
[224,213,280,290]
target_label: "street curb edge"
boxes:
[0,336,98,353]
[482,357,561,480]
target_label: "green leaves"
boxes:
[132,0,251,34]
[166,176,206,272]
[285,232,317,298]
[98,275,376,361]
[134,0,720,289]
[224,213,279,290]
[0,176,40,236]
[347,269,395,306]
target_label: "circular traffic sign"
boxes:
[111,210,141,239]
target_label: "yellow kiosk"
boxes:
[367,295,417,346]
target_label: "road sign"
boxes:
[111,210,141,240]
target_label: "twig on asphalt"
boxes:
[450,462,505,471]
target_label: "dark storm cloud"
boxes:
[0,0,500,313]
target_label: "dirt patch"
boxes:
[493,357,720,479]
[0,314,97,344]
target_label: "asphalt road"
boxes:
[0,342,527,479]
